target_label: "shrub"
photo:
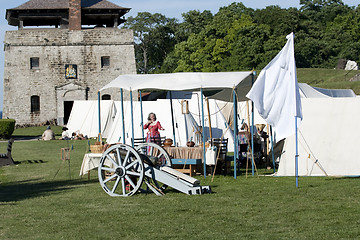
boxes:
[0,119,16,139]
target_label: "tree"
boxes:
[176,10,213,41]
[122,12,178,73]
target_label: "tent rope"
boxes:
[175,94,232,117]
[298,130,328,176]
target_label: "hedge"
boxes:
[0,119,16,139]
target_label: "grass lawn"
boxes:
[297,68,360,94]
[12,125,63,138]
[0,139,359,239]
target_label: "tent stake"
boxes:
[120,88,125,144]
[201,88,206,178]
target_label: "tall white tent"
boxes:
[276,97,360,176]
[66,100,116,138]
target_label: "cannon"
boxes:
[98,142,211,197]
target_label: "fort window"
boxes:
[30,57,39,69]
[102,94,111,100]
[101,56,110,68]
[31,95,40,112]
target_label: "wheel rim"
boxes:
[98,144,144,197]
[135,142,172,168]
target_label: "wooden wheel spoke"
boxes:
[101,167,115,172]
[116,148,122,166]
[122,151,131,167]
[121,178,126,196]
[104,174,117,183]
[112,177,121,193]
[125,175,136,189]
[106,154,119,168]
[125,159,138,170]
[149,146,154,156]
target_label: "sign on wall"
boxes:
[65,64,77,79]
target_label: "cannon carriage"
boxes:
[98,142,211,197]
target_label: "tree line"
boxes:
[122,0,360,74]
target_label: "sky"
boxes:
[0,0,359,111]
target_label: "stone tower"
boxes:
[3,0,136,126]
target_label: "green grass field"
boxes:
[1,68,360,239]
[297,68,360,94]
[0,138,359,239]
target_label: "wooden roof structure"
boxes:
[6,0,131,28]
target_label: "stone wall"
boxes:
[3,28,136,125]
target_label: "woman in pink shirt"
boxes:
[143,112,164,145]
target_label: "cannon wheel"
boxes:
[98,144,144,197]
[135,142,172,192]
[135,142,172,167]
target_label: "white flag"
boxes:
[246,32,302,141]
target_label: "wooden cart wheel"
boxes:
[98,144,144,197]
[135,142,172,167]
[136,142,172,192]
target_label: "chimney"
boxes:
[69,0,81,30]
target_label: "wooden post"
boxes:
[266,124,270,168]
[206,98,212,140]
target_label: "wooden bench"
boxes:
[171,158,202,177]
[132,136,166,146]
[0,138,15,167]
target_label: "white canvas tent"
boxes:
[100,72,253,177]
[66,100,116,138]
[276,97,360,176]
[298,83,356,98]
[100,72,253,101]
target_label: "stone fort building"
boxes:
[3,0,136,126]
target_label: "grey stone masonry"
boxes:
[3,28,136,126]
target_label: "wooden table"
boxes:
[163,146,203,160]
[164,147,203,176]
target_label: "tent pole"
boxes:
[206,98,212,140]
[201,88,206,178]
[130,90,134,147]
[169,91,176,146]
[251,74,255,176]
[120,88,126,144]
[97,91,101,142]
[233,88,238,179]
[139,90,144,140]
[270,125,276,173]
[246,100,251,176]
[295,116,299,187]
[266,124,270,168]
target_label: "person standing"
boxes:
[143,112,164,145]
